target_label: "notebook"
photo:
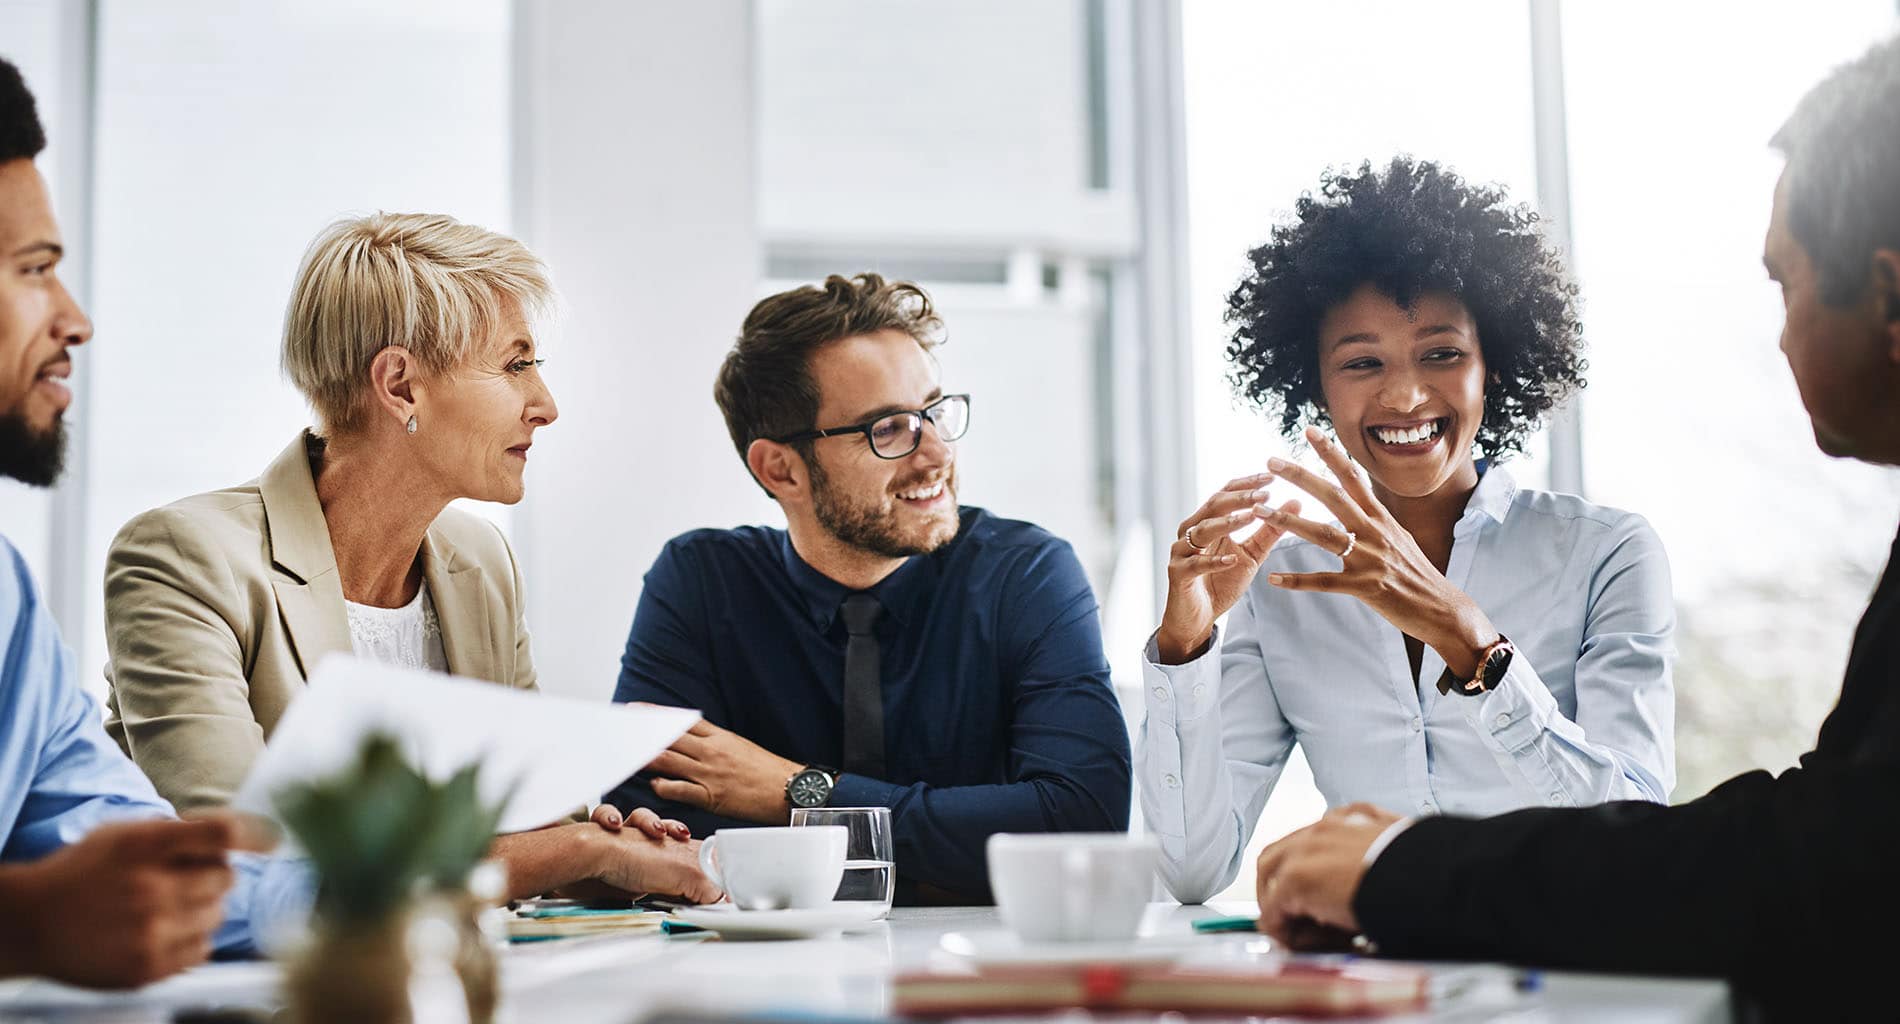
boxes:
[893,959,1430,1017]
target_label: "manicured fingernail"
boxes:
[1220,555,1238,565]
[1268,457,1289,471]
[1267,573,1287,586]
[1251,487,1271,499]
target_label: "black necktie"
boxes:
[839,593,884,779]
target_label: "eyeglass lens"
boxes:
[868,396,969,458]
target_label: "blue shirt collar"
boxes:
[1454,460,1518,538]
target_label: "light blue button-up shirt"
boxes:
[0,536,309,958]
[1136,465,1676,904]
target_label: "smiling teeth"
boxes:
[1373,421,1443,445]
[898,482,944,500]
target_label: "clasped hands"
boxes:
[1254,802,1402,949]
[1159,425,1497,680]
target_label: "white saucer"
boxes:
[937,928,1196,967]
[672,901,888,940]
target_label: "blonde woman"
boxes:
[103,212,717,902]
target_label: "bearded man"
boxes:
[607,273,1130,904]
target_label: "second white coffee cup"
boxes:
[987,833,1159,942]
[698,825,847,910]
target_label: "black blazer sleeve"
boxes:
[1357,757,1900,979]
[1356,525,1900,1016]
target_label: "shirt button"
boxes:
[1151,686,1169,701]
[1410,717,1422,732]
[1164,774,1180,789]
[1418,801,1436,814]
[1192,684,1207,700]
[1494,713,1511,729]
[1549,791,1563,802]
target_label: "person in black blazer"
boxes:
[1250,34,1900,1019]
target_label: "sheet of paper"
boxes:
[231,654,699,833]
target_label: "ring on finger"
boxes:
[1338,530,1357,560]
[1184,526,1208,553]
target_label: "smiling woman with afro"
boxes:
[1225,156,1586,458]
[1134,155,1678,908]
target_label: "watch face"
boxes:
[1479,645,1515,691]
[788,770,831,808]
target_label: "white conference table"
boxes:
[0,902,1731,1023]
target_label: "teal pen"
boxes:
[1192,914,1260,933]
[516,905,653,919]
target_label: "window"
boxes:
[1561,0,1900,798]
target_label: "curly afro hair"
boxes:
[0,58,47,164]
[1224,156,1584,459]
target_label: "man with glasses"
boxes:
[607,273,1130,904]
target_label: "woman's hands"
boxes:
[1260,427,1498,680]
[1155,471,1302,664]
[591,803,692,842]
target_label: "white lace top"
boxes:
[345,584,449,673]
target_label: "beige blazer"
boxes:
[104,431,538,813]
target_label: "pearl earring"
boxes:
[406,415,418,435]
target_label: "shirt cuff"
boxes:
[1470,657,1560,754]
[1141,626,1224,724]
[216,853,316,958]
[830,772,901,810]
[1361,816,1416,868]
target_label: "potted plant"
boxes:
[276,733,507,1024]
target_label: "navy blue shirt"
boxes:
[608,506,1131,901]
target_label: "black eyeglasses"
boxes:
[773,394,971,460]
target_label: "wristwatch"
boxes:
[785,765,839,809]
[1435,636,1515,697]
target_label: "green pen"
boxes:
[1192,914,1261,934]
[516,905,652,919]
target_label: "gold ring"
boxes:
[1185,526,1208,553]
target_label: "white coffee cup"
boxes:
[987,833,1159,942]
[698,825,847,910]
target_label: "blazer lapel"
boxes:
[259,432,355,679]
[423,527,496,682]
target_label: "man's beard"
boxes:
[0,411,65,487]
[809,459,960,559]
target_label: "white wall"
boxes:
[758,0,1132,253]
[511,1,775,700]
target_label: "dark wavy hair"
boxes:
[1224,157,1585,459]
[715,273,944,497]
[1,57,48,163]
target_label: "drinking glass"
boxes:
[790,806,895,916]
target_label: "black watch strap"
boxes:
[1435,636,1514,697]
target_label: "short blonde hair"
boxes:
[282,212,553,432]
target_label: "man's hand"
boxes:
[0,817,263,989]
[646,718,804,824]
[1255,803,1399,950]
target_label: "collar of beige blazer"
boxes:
[259,430,497,684]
